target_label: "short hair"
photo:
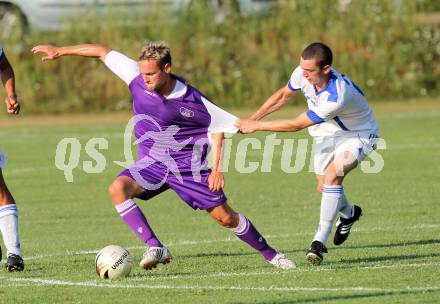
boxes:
[139,41,172,69]
[301,42,333,68]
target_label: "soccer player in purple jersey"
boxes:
[32,42,295,270]
[0,44,24,271]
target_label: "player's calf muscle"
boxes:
[217,214,238,228]
[0,187,14,204]
[208,206,239,228]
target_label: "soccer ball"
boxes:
[95,245,133,279]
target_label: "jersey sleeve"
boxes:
[104,50,139,85]
[287,66,303,92]
[308,97,345,122]
[0,45,4,59]
[201,96,239,134]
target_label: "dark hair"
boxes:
[301,42,333,68]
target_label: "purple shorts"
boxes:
[118,161,227,210]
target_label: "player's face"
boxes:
[139,59,171,92]
[300,57,330,86]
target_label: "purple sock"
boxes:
[232,214,277,261]
[115,199,162,247]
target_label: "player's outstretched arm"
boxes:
[208,132,225,192]
[0,54,20,114]
[31,44,111,62]
[249,85,295,121]
[236,111,315,134]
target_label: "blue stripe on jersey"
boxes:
[306,110,324,124]
[341,73,364,96]
[326,78,338,102]
[287,81,300,92]
[351,81,365,96]
[315,72,338,102]
[334,116,349,131]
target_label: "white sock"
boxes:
[313,185,343,245]
[338,193,354,219]
[230,214,248,234]
[0,204,22,256]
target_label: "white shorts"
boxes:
[312,132,379,175]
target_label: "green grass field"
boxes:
[0,102,439,303]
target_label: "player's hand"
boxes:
[234,119,260,134]
[208,171,225,192]
[31,45,61,61]
[4,95,20,115]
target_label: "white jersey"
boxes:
[288,66,378,137]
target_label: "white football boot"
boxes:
[269,253,296,270]
[139,246,172,270]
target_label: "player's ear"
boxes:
[163,63,172,74]
[322,64,331,75]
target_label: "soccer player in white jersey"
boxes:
[236,42,379,265]
[0,44,24,271]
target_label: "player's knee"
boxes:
[108,179,128,200]
[334,153,358,175]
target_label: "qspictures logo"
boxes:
[54,114,386,186]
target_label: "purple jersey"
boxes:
[130,74,216,162]
[105,50,238,165]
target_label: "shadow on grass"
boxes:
[230,289,440,304]
[337,239,440,251]
[179,251,259,259]
[339,252,440,264]
[177,239,440,260]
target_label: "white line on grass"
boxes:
[24,223,440,261]
[0,276,439,293]
[124,262,440,282]
[16,259,439,285]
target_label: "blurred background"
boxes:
[0,0,439,113]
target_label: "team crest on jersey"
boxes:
[180,107,194,118]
